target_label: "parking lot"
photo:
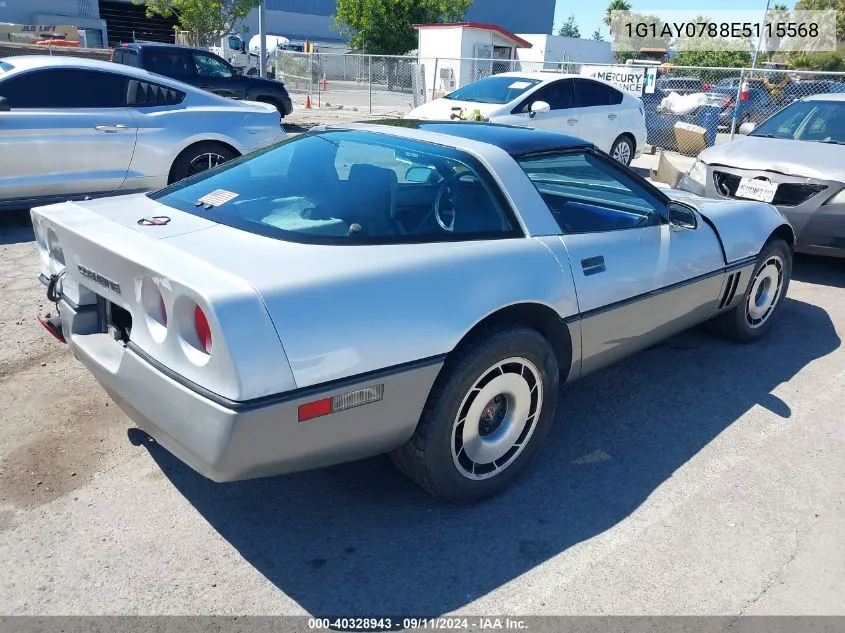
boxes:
[1,205,843,615]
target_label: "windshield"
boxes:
[150,130,519,244]
[751,100,845,143]
[445,76,541,104]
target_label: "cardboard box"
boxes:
[673,121,708,156]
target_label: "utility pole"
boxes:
[751,0,772,69]
[258,0,266,78]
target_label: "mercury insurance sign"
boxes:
[579,65,646,96]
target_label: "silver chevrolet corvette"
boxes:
[32,121,796,503]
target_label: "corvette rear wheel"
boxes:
[390,324,559,504]
[709,238,792,343]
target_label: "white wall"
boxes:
[516,34,614,67]
[418,27,463,98]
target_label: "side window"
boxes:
[123,50,140,67]
[513,80,573,113]
[1,69,128,109]
[193,53,233,78]
[517,150,664,234]
[574,79,618,107]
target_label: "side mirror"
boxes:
[405,166,436,183]
[668,202,698,231]
[738,121,756,135]
[0,97,9,112]
[529,100,551,117]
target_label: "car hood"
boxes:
[405,98,504,120]
[699,135,845,182]
[244,76,288,91]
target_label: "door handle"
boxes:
[95,124,128,132]
[581,255,606,276]
[608,113,618,120]
[567,118,578,125]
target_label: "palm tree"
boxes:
[604,0,632,32]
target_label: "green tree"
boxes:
[794,0,845,40]
[133,0,262,47]
[611,12,671,62]
[591,29,605,41]
[558,15,581,38]
[604,0,632,31]
[334,0,472,56]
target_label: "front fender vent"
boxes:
[718,271,741,310]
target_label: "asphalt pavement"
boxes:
[0,214,843,616]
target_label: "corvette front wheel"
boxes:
[391,324,559,504]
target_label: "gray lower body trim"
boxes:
[57,298,443,483]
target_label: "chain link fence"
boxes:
[0,41,111,61]
[3,41,844,158]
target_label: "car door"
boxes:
[572,78,623,153]
[514,149,726,378]
[0,67,138,202]
[191,51,243,99]
[495,79,579,137]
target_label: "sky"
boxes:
[552,0,798,39]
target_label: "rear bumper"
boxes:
[50,293,443,482]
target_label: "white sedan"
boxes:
[0,55,285,211]
[405,72,646,165]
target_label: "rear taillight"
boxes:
[195,306,212,354]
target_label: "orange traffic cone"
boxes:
[305,95,311,109]
[321,72,328,91]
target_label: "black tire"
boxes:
[610,134,635,166]
[708,238,792,343]
[168,142,239,185]
[390,324,560,504]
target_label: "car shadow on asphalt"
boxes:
[793,254,845,289]
[0,210,34,246]
[134,296,839,617]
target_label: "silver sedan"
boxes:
[679,93,845,258]
[0,55,285,211]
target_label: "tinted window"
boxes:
[193,52,233,78]
[122,49,140,67]
[0,69,128,108]
[445,75,542,105]
[751,100,845,143]
[146,50,193,77]
[0,61,12,75]
[518,151,663,233]
[574,79,623,107]
[515,79,574,112]
[150,131,521,244]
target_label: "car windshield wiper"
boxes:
[817,139,845,145]
[749,133,780,138]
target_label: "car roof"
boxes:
[802,92,845,102]
[118,41,197,51]
[0,55,233,103]
[325,120,593,156]
[481,71,580,81]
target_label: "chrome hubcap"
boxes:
[187,152,227,176]
[613,141,632,165]
[451,357,543,481]
[746,256,784,328]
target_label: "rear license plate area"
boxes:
[99,297,133,344]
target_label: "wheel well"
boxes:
[453,303,573,382]
[615,132,636,154]
[770,223,796,251]
[168,141,240,185]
